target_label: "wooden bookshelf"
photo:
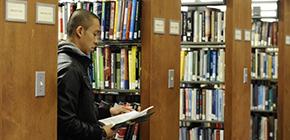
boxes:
[181,42,226,49]
[251,78,278,83]
[181,45,226,49]
[97,40,142,46]
[252,16,279,19]
[93,89,140,95]
[181,42,225,45]
[181,80,225,85]
[0,0,3,138]
[0,0,57,140]
[278,0,290,139]
[251,45,278,49]
[180,119,224,124]
[251,109,277,116]
[181,1,226,6]
[141,0,181,139]
[225,0,252,140]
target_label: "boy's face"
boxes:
[80,18,100,55]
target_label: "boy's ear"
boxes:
[75,26,84,38]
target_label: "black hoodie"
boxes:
[57,41,110,140]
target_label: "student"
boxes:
[57,10,130,140]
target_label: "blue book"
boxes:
[212,50,217,81]
[188,89,192,119]
[129,0,137,40]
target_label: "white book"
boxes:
[273,54,278,79]
[188,51,193,81]
[260,52,266,78]
[222,12,226,42]
[220,130,224,140]
[206,90,212,121]
[194,11,200,42]
[217,49,225,82]
[274,119,278,140]
[99,106,154,127]
[192,128,198,140]
[199,13,203,42]
[180,89,185,120]
[77,2,82,9]
[217,12,222,42]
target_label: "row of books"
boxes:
[180,127,224,140]
[251,50,278,79]
[58,0,142,41]
[251,116,277,140]
[181,7,225,42]
[91,46,141,90]
[251,84,277,111]
[251,21,278,47]
[180,49,225,82]
[180,88,225,121]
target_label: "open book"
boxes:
[99,106,154,129]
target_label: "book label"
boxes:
[153,18,165,34]
[5,0,27,22]
[235,29,242,41]
[169,20,180,35]
[244,30,251,42]
[36,3,56,24]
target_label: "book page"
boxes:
[99,106,154,126]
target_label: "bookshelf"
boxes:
[278,0,290,139]
[250,1,279,139]
[225,0,252,139]
[181,0,226,6]
[97,40,141,46]
[181,80,225,85]
[180,119,224,124]
[181,42,226,49]
[0,0,2,137]
[93,89,140,94]
[179,1,226,139]
[251,109,277,115]
[140,0,181,139]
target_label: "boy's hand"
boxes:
[110,105,132,116]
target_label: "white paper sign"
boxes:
[154,18,165,34]
[169,20,180,35]
[244,30,251,41]
[36,3,56,24]
[286,35,290,45]
[235,29,242,41]
[5,0,27,22]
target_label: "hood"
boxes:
[58,41,89,58]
